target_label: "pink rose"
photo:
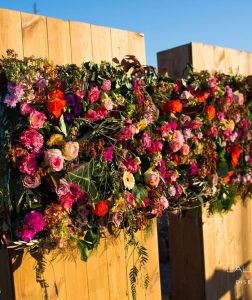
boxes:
[173,130,184,143]
[142,132,152,149]
[88,86,100,103]
[19,155,38,176]
[170,140,183,152]
[101,79,111,91]
[23,174,41,188]
[62,142,79,161]
[144,170,160,187]
[29,109,47,129]
[181,144,190,155]
[85,109,98,122]
[102,97,113,110]
[44,149,64,172]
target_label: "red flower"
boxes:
[162,100,182,114]
[205,105,216,121]
[230,145,241,167]
[224,170,234,184]
[93,200,108,217]
[47,90,66,119]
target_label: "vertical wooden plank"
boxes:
[0,249,15,300]
[106,232,129,300]
[128,31,146,65]
[21,12,48,58]
[91,25,112,63]
[12,251,44,300]
[86,238,110,300]
[64,252,89,300]
[69,21,93,65]
[0,9,23,58]
[111,28,129,62]
[202,208,218,300]
[126,230,146,300]
[191,42,205,72]
[144,220,162,300]
[47,17,72,65]
[248,53,252,75]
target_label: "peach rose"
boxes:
[62,142,79,161]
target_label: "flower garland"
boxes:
[0,51,252,262]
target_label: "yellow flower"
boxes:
[123,171,135,190]
[220,119,235,131]
[194,142,203,155]
[136,119,148,132]
[111,197,125,212]
[47,134,64,147]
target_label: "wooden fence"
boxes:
[158,42,252,300]
[0,8,161,300]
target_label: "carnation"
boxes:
[123,157,140,174]
[19,155,38,176]
[29,109,47,129]
[93,200,108,216]
[101,79,111,91]
[20,129,44,154]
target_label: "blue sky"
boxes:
[0,0,251,67]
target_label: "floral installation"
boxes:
[0,51,252,298]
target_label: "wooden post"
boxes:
[0,8,160,300]
[157,43,252,300]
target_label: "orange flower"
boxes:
[205,105,216,121]
[47,90,66,119]
[224,170,234,184]
[230,145,241,167]
[196,90,209,103]
[162,100,182,114]
[93,200,108,217]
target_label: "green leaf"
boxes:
[67,159,99,203]
[132,185,148,202]
[59,115,67,136]
[77,240,89,261]
[217,161,229,177]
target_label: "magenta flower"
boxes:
[187,162,198,175]
[102,146,114,162]
[142,132,152,149]
[19,155,38,175]
[123,157,140,174]
[118,125,137,141]
[20,129,44,154]
[17,211,46,242]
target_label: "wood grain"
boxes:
[111,28,129,62]
[21,12,48,58]
[47,17,72,65]
[0,9,23,58]
[69,21,93,65]
[128,31,146,65]
[91,25,112,63]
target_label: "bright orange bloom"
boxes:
[47,90,66,119]
[224,170,234,184]
[162,100,182,114]
[230,145,241,167]
[196,90,209,103]
[205,105,216,121]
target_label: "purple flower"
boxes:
[4,82,25,108]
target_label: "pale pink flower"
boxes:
[62,142,79,161]
[170,140,183,152]
[23,174,41,188]
[142,132,152,149]
[44,149,64,172]
[181,144,190,155]
[217,112,225,121]
[102,97,113,110]
[144,170,160,187]
[160,196,169,209]
[56,179,70,196]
